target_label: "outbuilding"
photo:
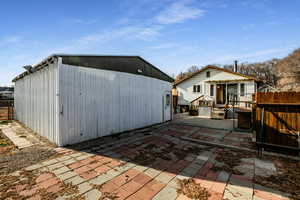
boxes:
[13,55,174,146]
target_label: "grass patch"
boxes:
[0,128,16,153]
[0,120,12,125]
[0,146,58,175]
[0,170,81,199]
[91,184,119,200]
[132,141,208,166]
[255,159,300,200]
[211,149,254,175]
[177,178,210,200]
[99,192,119,200]
[19,135,27,138]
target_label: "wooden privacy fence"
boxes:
[0,100,14,121]
[253,92,300,155]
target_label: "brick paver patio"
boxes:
[0,122,294,200]
[182,126,256,150]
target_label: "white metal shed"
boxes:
[13,55,174,146]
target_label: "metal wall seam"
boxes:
[56,57,62,146]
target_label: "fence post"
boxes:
[7,103,9,120]
[259,106,265,157]
[298,132,300,157]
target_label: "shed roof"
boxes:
[173,65,259,86]
[12,54,174,83]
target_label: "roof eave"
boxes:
[173,65,260,86]
[12,54,174,83]
[12,55,56,82]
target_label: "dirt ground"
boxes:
[0,122,61,175]
[0,127,16,154]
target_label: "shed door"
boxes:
[163,92,172,122]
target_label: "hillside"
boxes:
[275,48,300,91]
[175,48,300,91]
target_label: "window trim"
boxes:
[240,83,245,96]
[193,85,197,92]
[210,85,214,96]
[197,85,201,93]
[206,71,210,78]
[193,84,202,93]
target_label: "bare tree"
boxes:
[175,66,202,81]
[224,60,278,86]
[275,48,300,91]
[175,48,300,89]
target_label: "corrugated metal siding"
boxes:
[14,61,59,144]
[59,64,171,146]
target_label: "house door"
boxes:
[227,84,238,104]
[162,92,172,122]
[216,84,226,104]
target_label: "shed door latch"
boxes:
[60,105,64,115]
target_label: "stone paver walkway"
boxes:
[1,124,32,148]
[0,123,293,200]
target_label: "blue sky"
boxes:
[1,0,300,85]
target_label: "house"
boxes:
[12,54,174,146]
[173,65,259,110]
[257,84,279,92]
[0,86,14,99]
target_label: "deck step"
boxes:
[212,107,225,119]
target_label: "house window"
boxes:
[166,94,170,105]
[206,71,210,78]
[193,85,202,93]
[210,85,214,96]
[240,83,245,96]
[197,85,201,93]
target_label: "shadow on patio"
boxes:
[1,122,298,200]
[60,123,294,200]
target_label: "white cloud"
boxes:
[148,43,179,49]
[71,19,98,25]
[49,25,162,53]
[4,36,21,43]
[0,36,22,46]
[156,0,205,24]
[209,46,297,63]
[78,25,162,45]
[242,23,255,31]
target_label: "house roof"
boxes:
[13,54,174,83]
[205,78,254,83]
[174,65,259,86]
